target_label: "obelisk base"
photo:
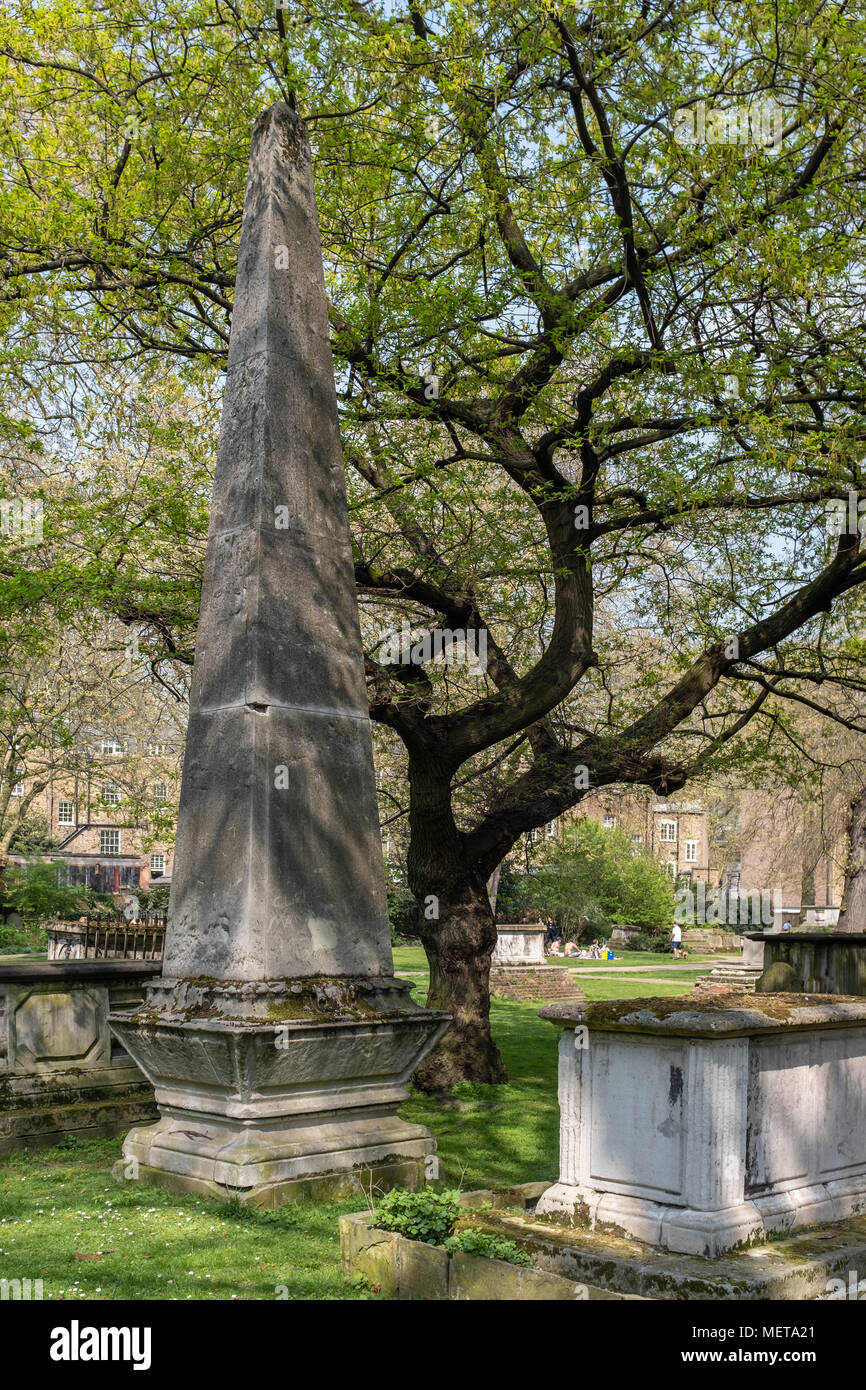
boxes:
[113,1111,435,1208]
[110,977,450,1208]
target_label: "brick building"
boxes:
[527,788,712,884]
[5,732,178,896]
[526,783,845,915]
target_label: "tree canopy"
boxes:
[3,0,866,1081]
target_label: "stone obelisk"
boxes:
[110,104,448,1207]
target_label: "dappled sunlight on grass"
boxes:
[0,1139,377,1301]
[0,970,698,1298]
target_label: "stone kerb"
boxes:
[536,994,866,1256]
[339,1211,638,1300]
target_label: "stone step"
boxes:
[707,962,763,992]
[490,964,586,1002]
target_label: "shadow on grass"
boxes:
[401,995,560,1192]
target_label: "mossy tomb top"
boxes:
[538,991,866,1036]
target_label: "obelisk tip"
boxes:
[251,101,309,165]
[254,101,303,133]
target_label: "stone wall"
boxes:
[610,926,738,952]
[0,960,158,1154]
[609,925,642,947]
[681,927,739,952]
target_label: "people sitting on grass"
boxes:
[547,934,615,960]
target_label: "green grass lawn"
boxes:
[0,970,696,1300]
[0,1145,377,1301]
[392,945,735,972]
[544,951,732,968]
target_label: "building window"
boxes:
[546,820,557,838]
[101,738,123,755]
[659,819,677,842]
[57,801,75,825]
[152,782,168,803]
[631,833,643,844]
[685,839,698,863]
[100,829,120,855]
[527,827,539,842]
[101,781,121,805]
[603,814,617,829]
[149,853,165,876]
[146,741,169,756]
[11,781,24,796]
[665,860,677,877]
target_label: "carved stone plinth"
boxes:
[111,977,447,1205]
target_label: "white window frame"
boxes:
[684,839,698,863]
[101,738,123,755]
[100,829,120,855]
[152,782,168,803]
[659,819,677,842]
[57,801,75,825]
[11,781,25,796]
[101,781,121,805]
[149,852,165,875]
[603,813,617,830]
[546,820,557,838]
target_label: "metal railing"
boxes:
[47,912,166,961]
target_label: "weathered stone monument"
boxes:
[1,960,157,1154]
[489,925,585,1002]
[746,930,866,996]
[109,103,448,1206]
[492,924,547,967]
[536,994,866,1256]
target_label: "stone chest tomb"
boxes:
[537,994,866,1256]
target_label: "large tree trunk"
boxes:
[414,877,507,1091]
[837,786,866,933]
[406,752,507,1091]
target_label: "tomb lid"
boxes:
[538,993,866,1036]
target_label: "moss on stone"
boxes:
[582,990,860,1027]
